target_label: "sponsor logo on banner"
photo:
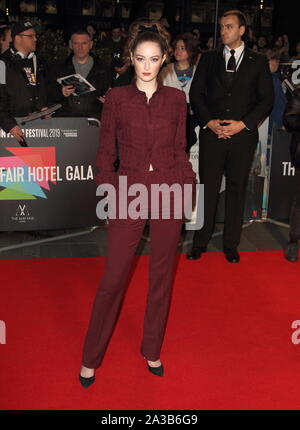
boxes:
[61,129,78,138]
[0,145,94,201]
[11,204,34,224]
[0,147,58,200]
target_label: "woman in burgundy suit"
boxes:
[79,20,196,388]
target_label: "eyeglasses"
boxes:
[18,33,37,39]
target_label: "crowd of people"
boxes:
[0,16,299,260]
[1,17,297,146]
[0,16,299,247]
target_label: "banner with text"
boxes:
[268,127,297,220]
[0,117,101,231]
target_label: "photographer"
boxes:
[283,87,300,262]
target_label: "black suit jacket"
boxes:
[189,46,274,144]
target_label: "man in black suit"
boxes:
[187,10,274,263]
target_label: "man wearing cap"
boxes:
[0,20,48,142]
[100,22,126,64]
[111,50,134,87]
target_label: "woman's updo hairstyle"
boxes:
[123,20,172,65]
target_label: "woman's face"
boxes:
[207,37,214,48]
[131,41,166,84]
[192,29,200,41]
[87,25,96,37]
[258,36,266,47]
[174,40,189,63]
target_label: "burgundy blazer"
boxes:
[95,79,196,188]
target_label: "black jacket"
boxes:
[47,54,111,118]
[283,88,300,168]
[0,49,48,133]
[112,66,135,88]
[189,46,274,144]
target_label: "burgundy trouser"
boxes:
[81,213,183,369]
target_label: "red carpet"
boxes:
[1,251,300,410]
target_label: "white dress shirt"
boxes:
[223,41,245,71]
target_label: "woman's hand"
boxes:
[97,88,112,103]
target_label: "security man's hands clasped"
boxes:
[208,119,246,139]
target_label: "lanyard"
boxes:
[235,48,245,70]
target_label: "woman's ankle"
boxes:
[80,365,95,377]
[147,359,161,367]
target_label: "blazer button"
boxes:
[228,93,231,96]
[226,108,230,112]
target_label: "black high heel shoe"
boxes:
[79,370,95,389]
[144,357,164,377]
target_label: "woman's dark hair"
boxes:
[123,20,171,65]
[258,35,267,43]
[86,23,97,32]
[265,47,281,61]
[172,33,198,66]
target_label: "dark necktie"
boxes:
[226,49,236,85]
[227,49,236,72]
